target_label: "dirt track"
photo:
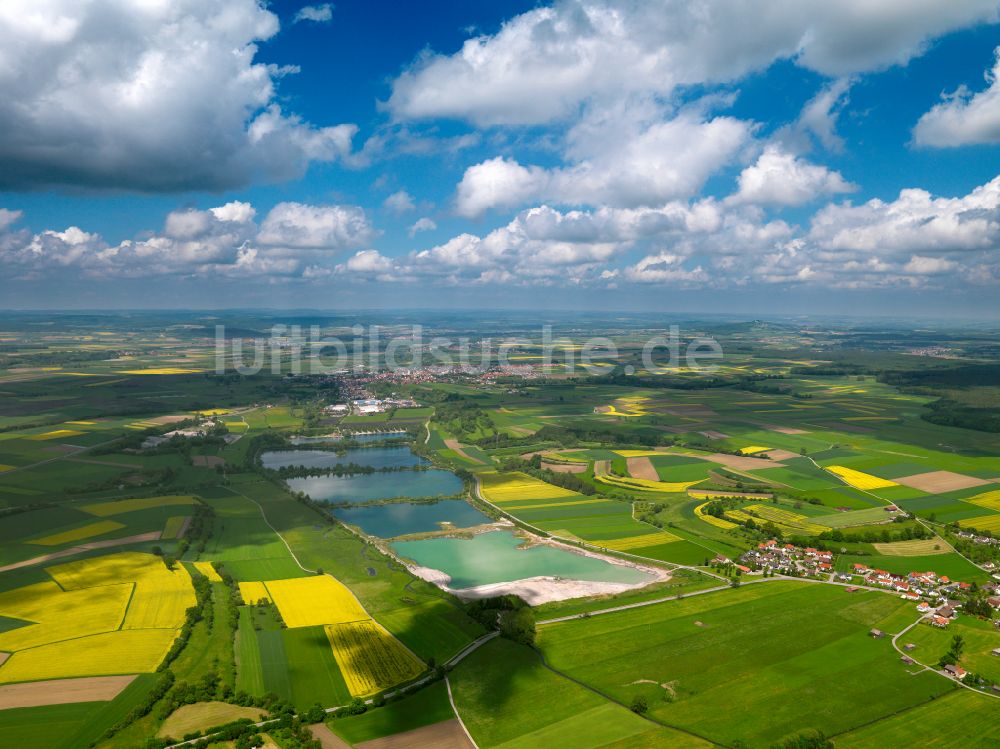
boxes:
[0,531,162,573]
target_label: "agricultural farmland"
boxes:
[325,620,424,696]
[0,312,998,748]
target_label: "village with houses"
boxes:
[732,539,1000,693]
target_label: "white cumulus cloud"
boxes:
[913,46,1000,147]
[0,0,356,191]
[731,146,856,206]
[388,0,999,126]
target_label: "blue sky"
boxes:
[1,1,999,316]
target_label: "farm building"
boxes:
[943,664,967,680]
[869,628,884,639]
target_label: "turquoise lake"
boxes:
[333,499,491,538]
[261,446,428,470]
[286,469,463,503]
[391,530,653,589]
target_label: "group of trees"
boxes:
[466,595,536,647]
[498,455,596,495]
[939,634,965,667]
[816,524,933,545]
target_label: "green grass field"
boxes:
[450,637,711,749]
[327,680,455,743]
[834,690,999,748]
[235,607,265,696]
[902,616,1000,682]
[282,626,351,709]
[537,582,957,747]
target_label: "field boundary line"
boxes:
[445,675,480,749]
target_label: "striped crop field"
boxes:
[81,495,198,516]
[596,530,681,551]
[325,620,424,697]
[480,472,579,503]
[694,502,738,529]
[594,473,703,494]
[27,520,125,546]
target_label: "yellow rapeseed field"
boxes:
[161,516,188,539]
[614,450,666,458]
[597,530,680,551]
[479,472,578,503]
[325,620,423,697]
[825,465,899,491]
[694,501,738,529]
[602,404,649,417]
[0,630,179,684]
[966,489,1000,511]
[739,446,771,454]
[263,576,368,628]
[724,509,755,525]
[28,520,125,546]
[120,368,203,375]
[81,495,198,517]
[27,429,84,441]
[194,562,223,582]
[743,504,829,535]
[0,581,132,652]
[238,581,270,604]
[594,474,702,493]
[958,513,1000,533]
[48,552,195,630]
[501,498,607,511]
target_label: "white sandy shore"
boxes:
[402,536,670,605]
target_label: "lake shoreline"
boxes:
[399,533,670,605]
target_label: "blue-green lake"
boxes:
[261,446,427,470]
[286,469,463,503]
[391,530,653,589]
[333,500,491,538]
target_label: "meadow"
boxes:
[450,637,711,749]
[536,582,963,746]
